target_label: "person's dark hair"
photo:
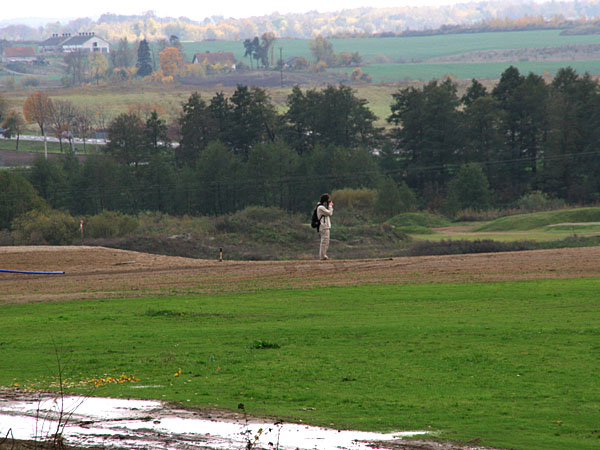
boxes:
[320,194,330,204]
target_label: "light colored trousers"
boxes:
[319,228,330,259]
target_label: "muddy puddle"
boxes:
[0,392,430,449]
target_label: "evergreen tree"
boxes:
[136,39,153,76]
[177,92,216,166]
[461,79,487,107]
[388,78,461,200]
[285,85,380,153]
[228,86,278,158]
[544,68,600,202]
[105,113,148,167]
[145,110,169,151]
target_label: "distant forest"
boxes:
[4,1,600,42]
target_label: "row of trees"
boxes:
[388,66,600,205]
[243,33,276,68]
[3,5,600,41]
[9,66,600,220]
[0,91,105,155]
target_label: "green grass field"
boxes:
[402,208,600,243]
[333,60,600,82]
[1,279,599,449]
[475,207,600,232]
[183,30,600,64]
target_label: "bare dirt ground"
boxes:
[2,245,600,304]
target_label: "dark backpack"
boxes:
[311,204,321,231]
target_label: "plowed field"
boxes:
[2,245,599,304]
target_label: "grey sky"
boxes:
[5,1,490,22]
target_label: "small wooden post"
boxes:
[219,247,223,262]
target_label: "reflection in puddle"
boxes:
[0,394,430,449]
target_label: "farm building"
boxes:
[2,46,36,63]
[192,52,236,69]
[39,33,110,54]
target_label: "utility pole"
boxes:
[279,47,283,87]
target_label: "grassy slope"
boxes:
[386,212,451,234]
[1,279,599,450]
[474,207,600,232]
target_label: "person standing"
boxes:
[317,194,334,260]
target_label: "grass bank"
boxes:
[474,206,600,231]
[1,279,598,449]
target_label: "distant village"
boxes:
[1,33,240,71]
[2,32,110,63]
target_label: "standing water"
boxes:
[0,392,430,449]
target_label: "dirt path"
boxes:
[2,245,600,304]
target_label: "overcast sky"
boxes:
[4,0,488,22]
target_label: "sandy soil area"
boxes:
[1,245,600,304]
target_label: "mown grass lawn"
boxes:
[0,139,64,154]
[1,279,599,449]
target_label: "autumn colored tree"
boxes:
[258,32,276,67]
[64,50,87,85]
[309,35,336,66]
[48,100,77,152]
[23,91,53,159]
[159,47,183,77]
[88,52,108,85]
[110,38,134,69]
[73,107,95,152]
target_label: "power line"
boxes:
[24,148,600,199]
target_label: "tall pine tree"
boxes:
[136,39,153,77]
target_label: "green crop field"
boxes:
[182,30,600,81]
[1,279,599,450]
[184,30,600,64]
[335,60,600,82]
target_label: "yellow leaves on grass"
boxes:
[85,374,140,387]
